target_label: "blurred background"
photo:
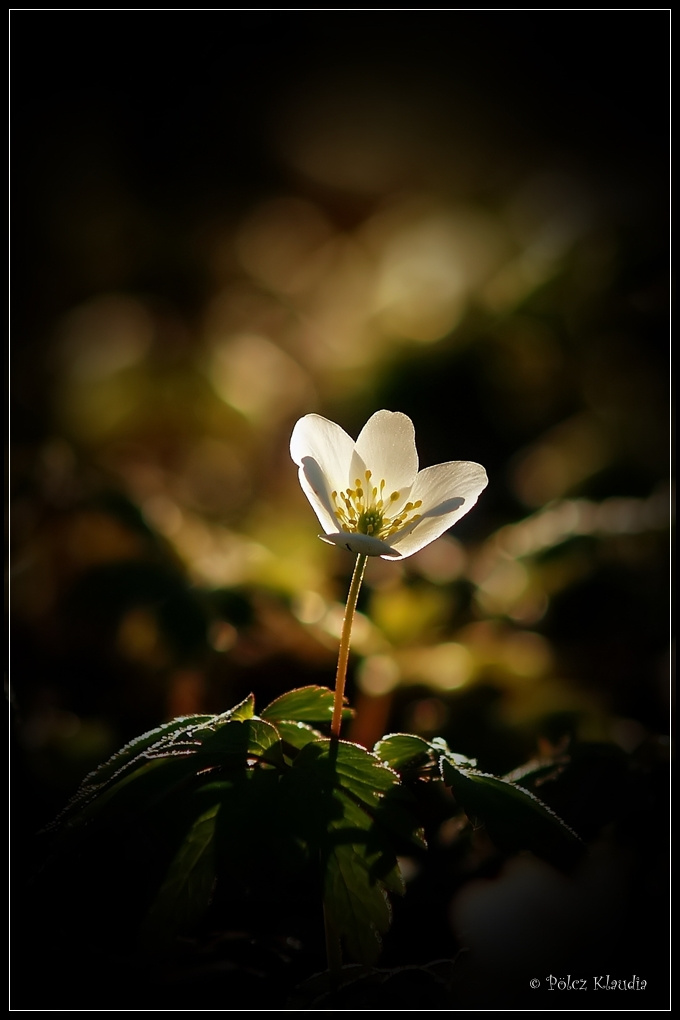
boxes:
[10,12,670,998]
[12,10,670,812]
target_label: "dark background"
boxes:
[11,12,670,1009]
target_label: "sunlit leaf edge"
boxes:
[374,733,477,776]
[261,685,353,724]
[49,695,257,828]
[440,757,584,847]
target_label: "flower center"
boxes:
[331,469,423,541]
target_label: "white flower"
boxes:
[290,409,488,559]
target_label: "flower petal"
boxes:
[352,410,418,496]
[319,532,404,558]
[290,414,355,486]
[290,414,356,534]
[386,461,488,558]
[297,458,341,534]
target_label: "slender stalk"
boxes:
[324,552,367,986]
[331,553,367,739]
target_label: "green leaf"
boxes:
[503,757,568,789]
[227,692,256,721]
[324,842,393,965]
[52,695,258,827]
[281,739,424,964]
[275,719,325,751]
[140,802,220,951]
[50,715,212,825]
[53,756,209,841]
[50,708,282,843]
[374,733,476,780]
[430,738,477,770]
[440,757,583,868]
[216,767,315,885]
[40,700,428,966]
[374,733,435,775]
[197,716,283,764]
[261,685,352,725]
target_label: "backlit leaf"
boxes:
[440,757,583,868]
[261,685,352,725]
[374,733,476,779]
[52,695,257,826]
[374,733,434,773]
[281,739,424,963]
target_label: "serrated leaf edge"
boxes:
[440,759,584,843]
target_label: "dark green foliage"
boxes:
[374,732,583,869]
[439,757,584,869]
[41,687,424,966]
[374,732,477,779]
[260,686,352,726]
[35,688,588,1005]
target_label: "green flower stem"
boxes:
[331,553,367,739]
[325,553,366,979]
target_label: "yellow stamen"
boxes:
[329,471,423,543]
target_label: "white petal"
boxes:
[386,461,488,559]
[319,532,404,558]
[290,414,355,534]
[290,414,355,486]
[296,460,340,534]
[352,410,418,495]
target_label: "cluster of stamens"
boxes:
[331,469,423,540]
